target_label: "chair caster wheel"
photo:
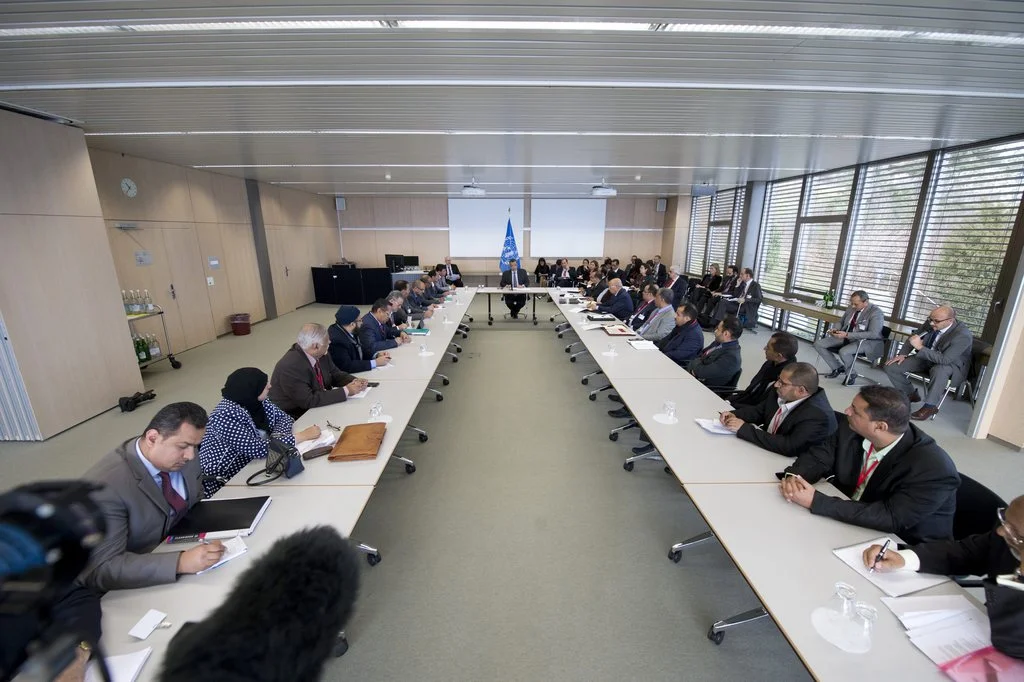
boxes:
[564,347,570,353]
[588,394,596,401]
[451,356,458,363]
[170,358,182,369]
[558,333,564,339]
[609,433,619,441]
[488,320,493,326]
[664,466,673,475]
[707,627,724,645]
[461,333,468,339]
[332,635,349,657]
[442,378,450,386]
[623,461,634,472]
[418,433,428,443]
[367,552,381,566]
[570,356,577,363]
[405,464,416,474]
[581,378,589,385]
[456,347,462,352]
[533,320,538,326]
[668,549,682,563]
[436,394,444,402]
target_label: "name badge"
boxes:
[637,314,646,321]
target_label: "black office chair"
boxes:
[951,474,1006,588]
[701,370,743,398]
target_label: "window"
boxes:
[804,168,855,216]
[840,157,927,316]
[729,189,745,267]
[686,195,711,273]
[755,177,802,294]
[792,221,843,296]
[904,139,1024,332]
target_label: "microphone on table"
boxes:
[158,525,360,682]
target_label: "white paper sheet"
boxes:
[346,385,373,400]
[86,648,152,682]
[197,536,248,574]
[296,429,338,455]
[695,418,735,435]
[832,537,951,597]
[880,594,978,630]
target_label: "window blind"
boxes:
[792,221,843,296]
[804,168,855,217]
[686,195,712,273]
[755,177,802,294]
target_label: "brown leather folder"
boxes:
[328,422,386,462]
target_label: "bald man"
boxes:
[884,305,974,421]
[586,277,634,321]
[863,494,1024,659]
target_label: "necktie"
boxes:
[854,445,880,500]
[767,407,784,434]
[314,362,325,389]
[926,330,939,349]
[641,308,662,333]
[512,270,518,288]
[847,310,860,332]
[448,265,452,276]
[159,471,188,516]
[702,343,718,358]
[352,332,363,359]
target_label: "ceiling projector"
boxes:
[591,184,617,197]
[461,178,486,197]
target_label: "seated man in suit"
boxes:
[442,256,463,287]
[708,267,763,329]
[663,265,688,307]
[884,305,974,421]
[652,254,667,286]
[359,298,410,357]
[608,258,624,283]
[405,279,438,320]
[419,274,444,304]
[863,494,1024,660]
[269,323,367,419]
[730,331,798,407]
[329,305,392,373]
[690,315,743,388]
[779,385,960,544]
[78,402,226,591]
[701,264,739,319]
[637,288,677,342]
[585,270,608,302]
[430,267,452,297]
[586,278,634,321]
[384,290,411,330]
[719,362,838,457]
[626,283,659,331]
[499,257,530,318]
[814,290,885,385]
[552,258,574,287]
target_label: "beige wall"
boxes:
[340,196,673,273]
[91,149,267,347]
[259,184,340,314]
[0,111,143,439]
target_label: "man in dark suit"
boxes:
[587,277,634,320]
[329,305,392,373]
[664,265,688,307]
[442,256,464,287]
[269,323,367,419]
[708,267,763,328]
[863,494,1024,660]
[499,257,530,318]
[418,275,443,304]
[720,362,838,457]
[659,303,706,367]
[78,402,225,591]
[359,298,409,356]
[405,279,438,320]
[608,258,625,283]
[552,258,574,287]
[626,283,659,331]
[730,331,798,407]
[690,315,743,388]
[814,290,885,385]
[688,264,722,310]
[884,305,974,420]
[701,264,739,319]
[652,255,667,286]
[779,385,960,545]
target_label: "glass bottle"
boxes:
[148,334,161,358]
[122,290,130,315]
[144,289,154,312]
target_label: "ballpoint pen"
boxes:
[869,538,891,573]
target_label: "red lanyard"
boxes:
[857,445,879,489]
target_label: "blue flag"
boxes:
[499,217,520,271]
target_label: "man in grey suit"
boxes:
[637,288,676,342]
[884,305,974,421]
[78,403,226,592]
[499,257,530,318]
[814,290,885,385]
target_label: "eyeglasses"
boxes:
[928,317,951,324]
[997,507,1024,547]
[775,378,805,390]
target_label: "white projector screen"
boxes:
[448,198,525,258]
[529,199,607,257]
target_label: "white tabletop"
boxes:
[684,482,963,681]
[476,286,551,295]
[99,485,374,678]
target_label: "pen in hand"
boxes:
[869,539,891,573]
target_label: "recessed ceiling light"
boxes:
[384,172,392,180]
[635,175,642,181]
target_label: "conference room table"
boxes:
[550,296,979,679]
[98,485,374,681]
[475,285,550,325]
[761,293,918,339]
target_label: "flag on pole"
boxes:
[498,216,520,271]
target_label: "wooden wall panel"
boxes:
[603,231,633,259]
[340,197,375,228]
[259,185,282,226]
[211,173,250,225]
[341,230,377,266]
[195,224,233,335]
[411,230,449,268]
[630,230,662,258]
[606,198,636,227]
[185,169,218,223]
[633,199,661,229]
[220,222,267,323]
[375,230,414,265]
[373,197,412,226]
[410,198,447,227]
[161,226,217,349]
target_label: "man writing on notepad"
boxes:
[586,278,634,321]
[79,402,226,592]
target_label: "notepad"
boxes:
[165,495,271,543]
[296,429,339,455]
[404,327,430,335]
[695,418,734,435]
[832,537,950,597]
[86,647,152,682]
[627,339,658,350]
[197,536,248,574]
[347,385,373,400]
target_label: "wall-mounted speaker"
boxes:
[335,197,347,211]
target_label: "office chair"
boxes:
[840,326,891,386]
[951,474,1006,589]
[700,369,743,398]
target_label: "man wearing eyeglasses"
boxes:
[863,495,1024,660]
[883,305,974,421]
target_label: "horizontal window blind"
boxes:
[792,221,842,296]
[804,168,856,217]
[905,139,1024,332]
[782,311,822,342]
[712,189,736,222]
[756,177,802,293]
[841,157,927,316]
[707,225,729,268]
[686,195,711,273]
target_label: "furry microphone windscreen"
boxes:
[158,525,360,682]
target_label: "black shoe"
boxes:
[608,393,623,403]
[843,372,859,386]
[825,368,844,379]
[607,407,631,418]
[631,444,656,455]
[908,390,922,403]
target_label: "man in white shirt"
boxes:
[442,256,463,287]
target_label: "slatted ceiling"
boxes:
[792,221,843,296]
[686,195,711,273]
[904,138,1024,332]
[840,156,928,316]
[803,168,856,216]
[756,177,802,293]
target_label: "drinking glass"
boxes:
[825,582,857,620]
[850,602,877,652]
[369,402,383,420]
[419,343,427,354]
[606,342,616,355]
[662,401,677,420]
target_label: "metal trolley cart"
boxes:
[127,305,182,369]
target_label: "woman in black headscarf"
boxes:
[198,367,321,496]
